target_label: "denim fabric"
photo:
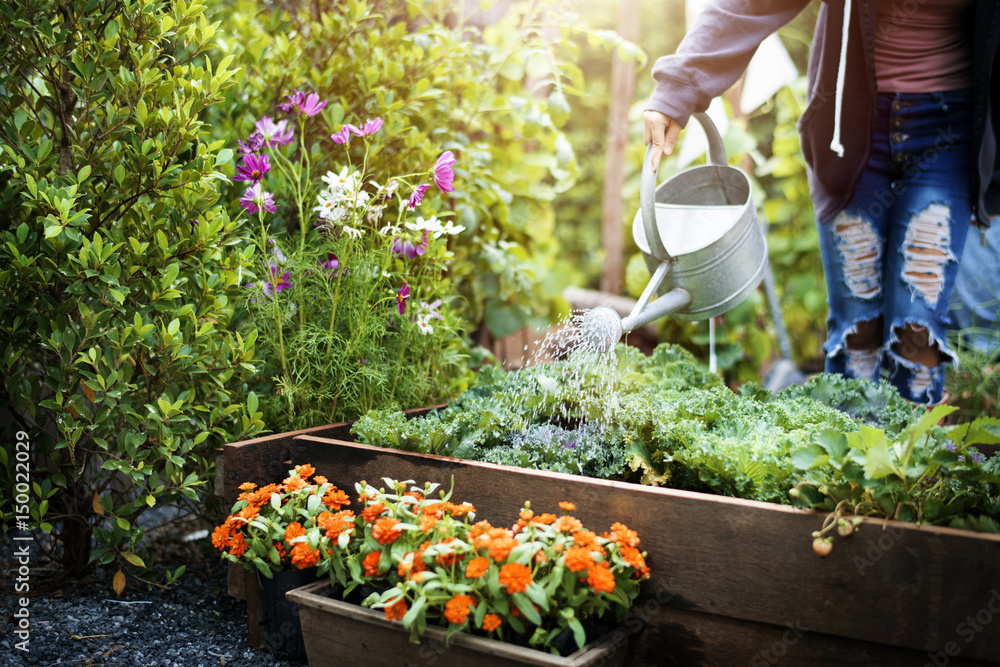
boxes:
[817,89,974,403]
[950,222,1000,357]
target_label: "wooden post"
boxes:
[599,0,640,295]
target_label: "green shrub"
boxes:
[0,0,262,586]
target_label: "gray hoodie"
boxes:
[646,0,1000,227]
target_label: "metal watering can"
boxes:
[582,112,769,351]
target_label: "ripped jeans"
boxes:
[818,89,973,404]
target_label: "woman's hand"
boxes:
[643,109,683,173]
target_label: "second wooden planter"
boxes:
[285,431,1000,666]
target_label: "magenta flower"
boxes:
[350,117,383,137]
[237,131,265,155]
[246,263,291,298]
[255,116,295,147]
[321,253,341,277]
[278,90,306,113]
[299,92,327,117]
[235,153,271,184]
[240,183,277,215]
[392,232,429,260]
[330,126,353,145]
[407,184,430,210]
[432,151,456,193]
[396,282,411,314]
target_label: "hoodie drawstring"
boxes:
[830,0,852,158]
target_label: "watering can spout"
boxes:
[579,282,692,353]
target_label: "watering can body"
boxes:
[581,112,768,350]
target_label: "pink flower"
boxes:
[255,116,295,147]
[396,282,411,315]
[407,184,430,210]
[321,253,341,277]
[392,231,428,260]
[299,92,327,117]
[432,151,456,193]
[240,183,276,215]
[235,153,271,184]
[350,117,383,137]
[331,126,353,144]
[246,263,291,298]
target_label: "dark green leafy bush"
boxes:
[0,0,262,585]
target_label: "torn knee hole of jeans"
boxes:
[902,203,955,307]
[845,347,881,380]
[833,213,882,299]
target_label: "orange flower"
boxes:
[211,519,235,551]
[284,521,305,542]
[573,530,604,554]
[291,542,320,569]
[363,551,382,577]
[294,463,315,480]
[559,501,576,512]
[465,556,490,579]
[621,546,651,579]
[563,545,594,572]
[444,594,476,625]
[274,542,287,562]
[228,533,248,558]
[419,514,438,532]
[533,549,548,565]
[404,489,424,502]
[313,475,328,486]
[283,475,307,492]
[373,517,403,545]
[360,502,387,524]
[238,482,257,491]
[531,513,557,525]
[323,487,350,510]
[318,510,355,539]
[488,534,518,563]
[498,562,532,594]
[384,597,408,622]
[605,522,640,548]
[482,614,502,633]
[554,516,583,533]
[468,520,493,542]
[237,505,260,522]
[586,563,616,594]
[442,501,475,517]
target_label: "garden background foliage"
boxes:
[0,0,263,585]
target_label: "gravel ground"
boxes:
[0,516,305,667]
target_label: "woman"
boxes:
[643,0,1000,404]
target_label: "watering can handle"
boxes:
[641,112,729,262]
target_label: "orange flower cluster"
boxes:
[586,562,616,594]
[441,501,475,517]
[360,502,387,524]
[443,593,477,625]
[563,545,594,572]
[498,562,532,594]
[317,510,355,540]
[373,517,404,545]
[323,487,350,510]
[464,556,490,579]
[482,613,502,633]
[291,542,320,569]
[604,522,640,548]
[363,551,382,577]
[620,545,651,579]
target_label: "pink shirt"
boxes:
[874,0,975,93]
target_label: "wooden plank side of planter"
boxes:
[288,580,629,667]
[630,605,997,667]
[292,435,1000,663]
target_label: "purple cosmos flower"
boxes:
[396,282,411,315]
[330,126,353,145]
[407,184,430,210]
[246,263,291,299]
[350,117,383,137]
[321,253,341,277]
[299,92,327,117]
[432,151,456,193]
[235,153,271,184]
[240,183,277,215]
[255,116,295,147]
[237,131,265,155]
[392,231,429,259]
[278,90,306,113]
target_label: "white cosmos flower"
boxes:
[405,215,443,235]
[341,225,362,239]
[416,318,433,335]
[436,220,466,238]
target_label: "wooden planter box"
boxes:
[287,580,630,667]
[286,431,1000,666]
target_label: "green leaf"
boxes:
[16,223,28,244]
[568,616,586,650]
[247,392,259,415]
[864,440,901,480]
[77,165,92,182]
[104,19,119,42]
[215,148,233,166]
[108,288,125,304]
[790,444,827,471]
[512,592,541,625]
[123,553,145,568]
[114,164,126,185]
